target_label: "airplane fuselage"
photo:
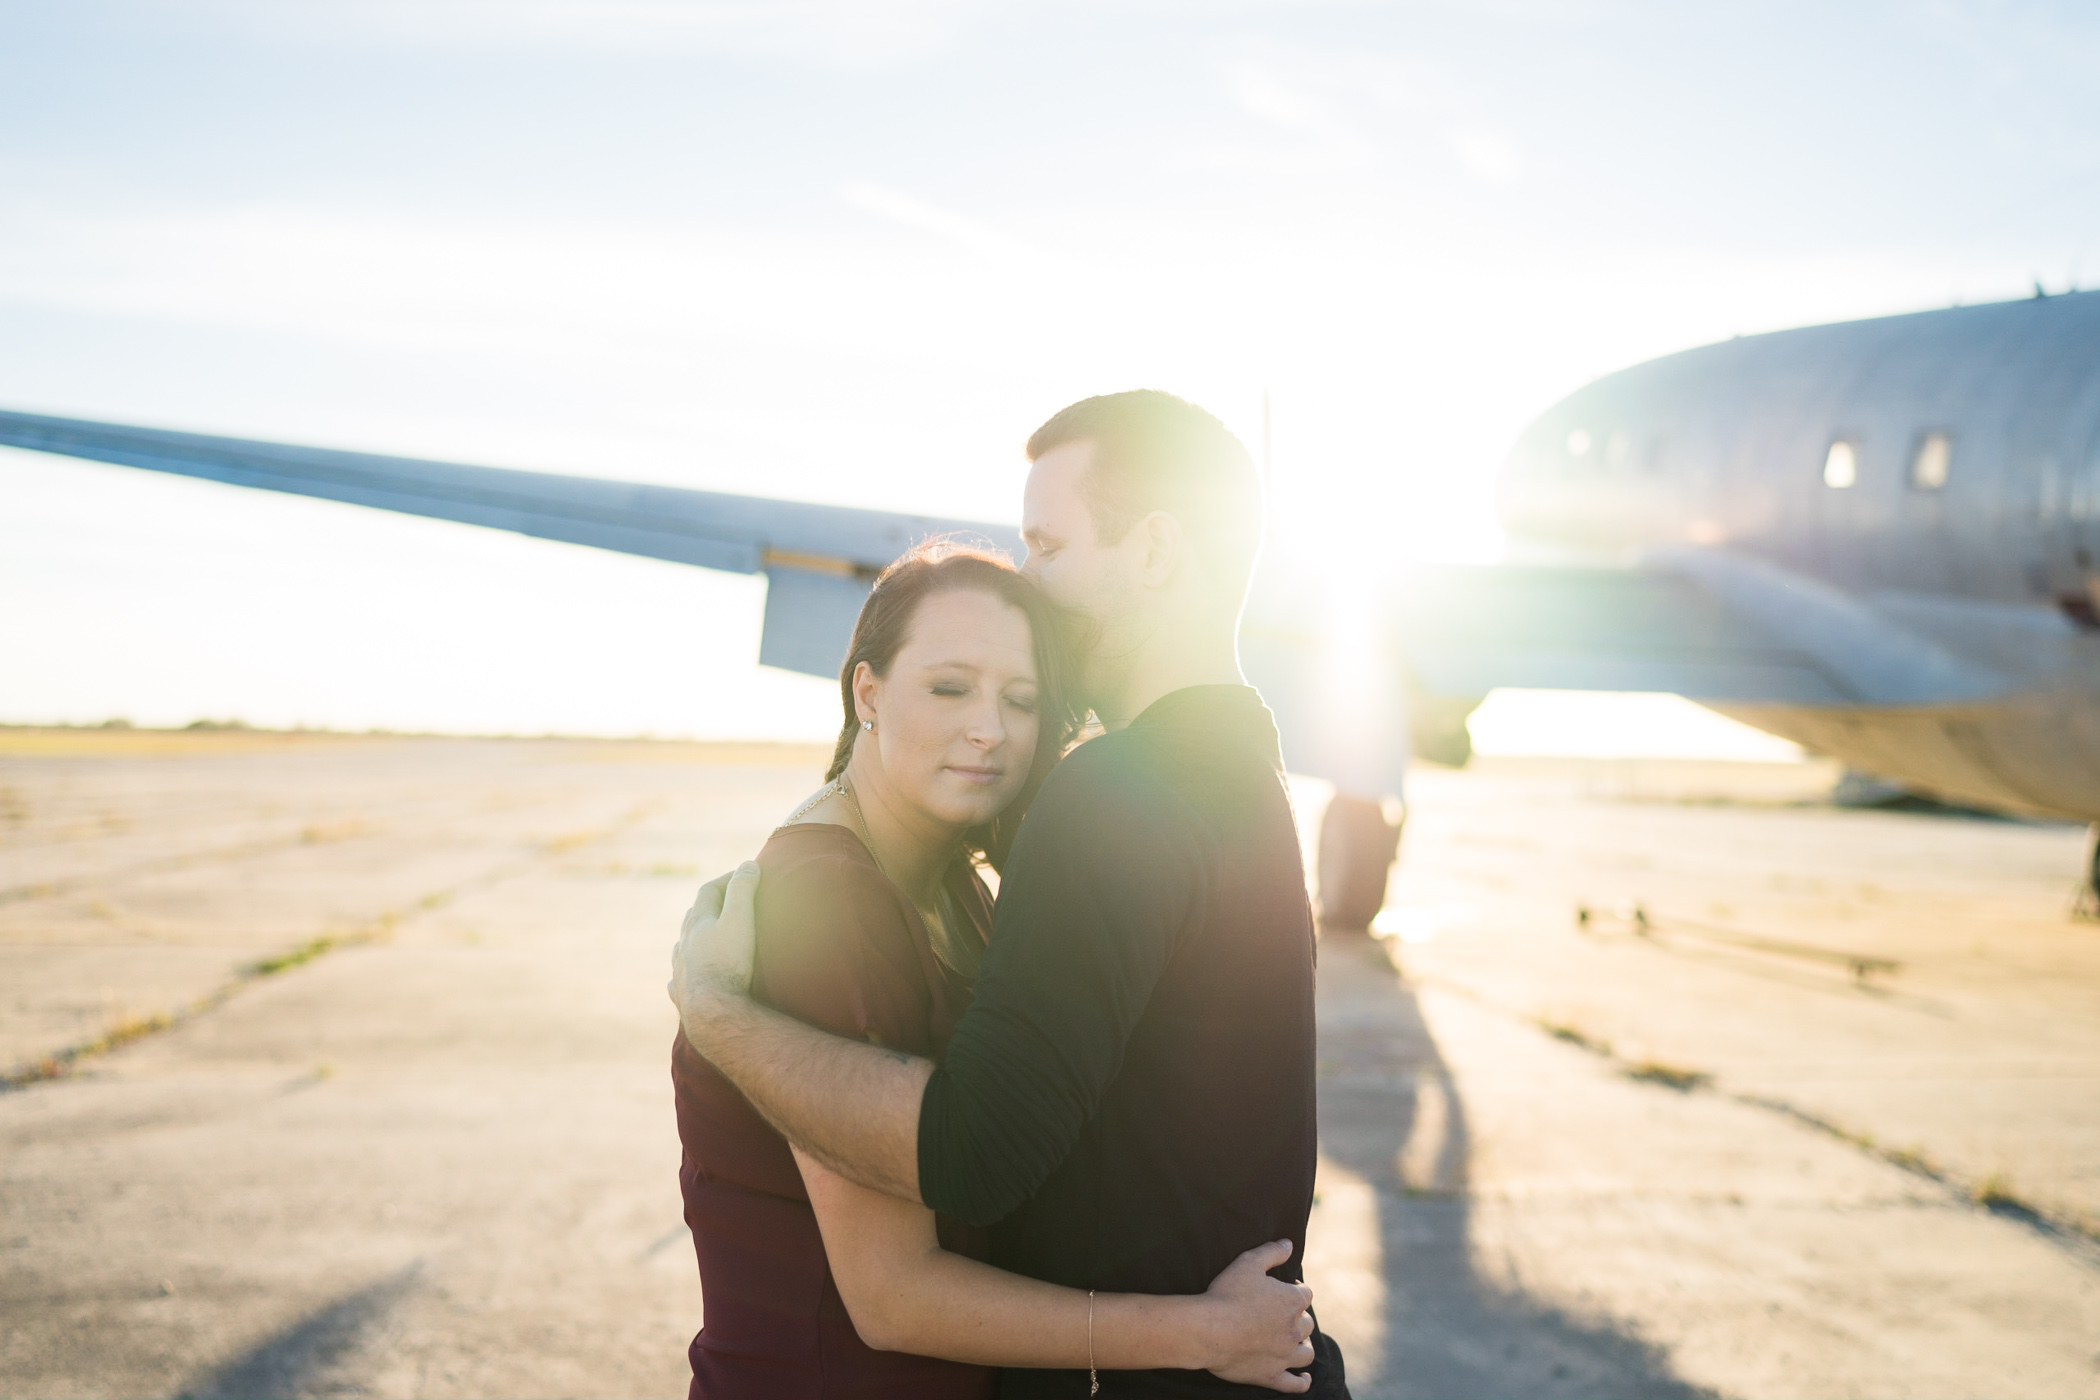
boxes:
[1496,292,2100,822]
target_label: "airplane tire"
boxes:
[1317,794,1404,932]
[2081,824,2100,923]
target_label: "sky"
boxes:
[4,0,2098,755]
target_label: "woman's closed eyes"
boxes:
[926,681,1038,715]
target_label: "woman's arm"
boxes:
[794,1148,1316,1392]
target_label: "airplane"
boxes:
[1375,287,2100,913]
[6,288,2099,923]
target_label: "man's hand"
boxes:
[668,861,761,1051]
[664,858,928,1199]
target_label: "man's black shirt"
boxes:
[918,685,1344,1398]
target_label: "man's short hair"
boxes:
[1025,390,1264,604]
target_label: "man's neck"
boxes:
[1094,626,1244,731]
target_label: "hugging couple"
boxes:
[668,390,1348,1399]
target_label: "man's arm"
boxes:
[795,1146,1316,1387]
[917,764,1201,1226]
[668,864,929,1201]
[673,762,1199,1223]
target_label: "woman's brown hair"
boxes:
[824,537,1081,871]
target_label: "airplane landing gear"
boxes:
[2078,824,2100,923]
[1317,793,1404,933]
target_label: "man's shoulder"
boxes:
[1032,728,1181,815]
[1001,736,1205,890]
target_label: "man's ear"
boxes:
[1137,510,1184,588]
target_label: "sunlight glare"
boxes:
[1467,689,1807,761]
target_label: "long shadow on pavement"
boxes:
[179,1262,423,1400]
[1316,933,1712,1400]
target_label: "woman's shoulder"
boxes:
[751,823,943,1045]
[759,819,878,876]
[754,823,913,947]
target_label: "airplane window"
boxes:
[1911,431,1952,490]
[1565,428,1591,458]
[1823,440,1858,489]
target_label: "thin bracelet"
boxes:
[1087,1289,1099,1395]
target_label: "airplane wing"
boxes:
[5,407,2017,812]
[1237,546,2020,799]
[1391,552,2012,709]
[0,407,1020,678]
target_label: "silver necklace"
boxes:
[783,777,847,828]
[785,774,973,974]
[836,776,972,970]
[836,774,906,890]
[786,775,915,892]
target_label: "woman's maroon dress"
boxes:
[672,822,998,1399]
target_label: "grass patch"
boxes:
[247,936,339,978]
[1431,978,2100,1259]
[544,830,602,854]
[1624,1059,1712,1092]
[0,726,355,758]
[1968,1173,2054,1228]
[2,1006,198,1090]
[299,821,369,845]
[1536,1017,1612,1056]
[1974,1173,2020,1208]
[1532,1015,1711,1093]
[3,802,660,1093]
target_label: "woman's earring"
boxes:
[861,719,874,732]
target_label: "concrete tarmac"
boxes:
[3,732,2097,1398]
[1305,759,2100,1399]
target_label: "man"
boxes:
[671,390,1347,1398]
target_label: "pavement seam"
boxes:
[0,801,663,1093]
[0,822,383,907]
[1398,954,2100,1270]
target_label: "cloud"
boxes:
[1447,129,1524,185]
[195,0,983,65]
[1218,57,1376,169]
[837,181,1044,262]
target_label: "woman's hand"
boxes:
[1197,1240,1317,1393]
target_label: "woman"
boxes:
[672,540,1316,1397]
